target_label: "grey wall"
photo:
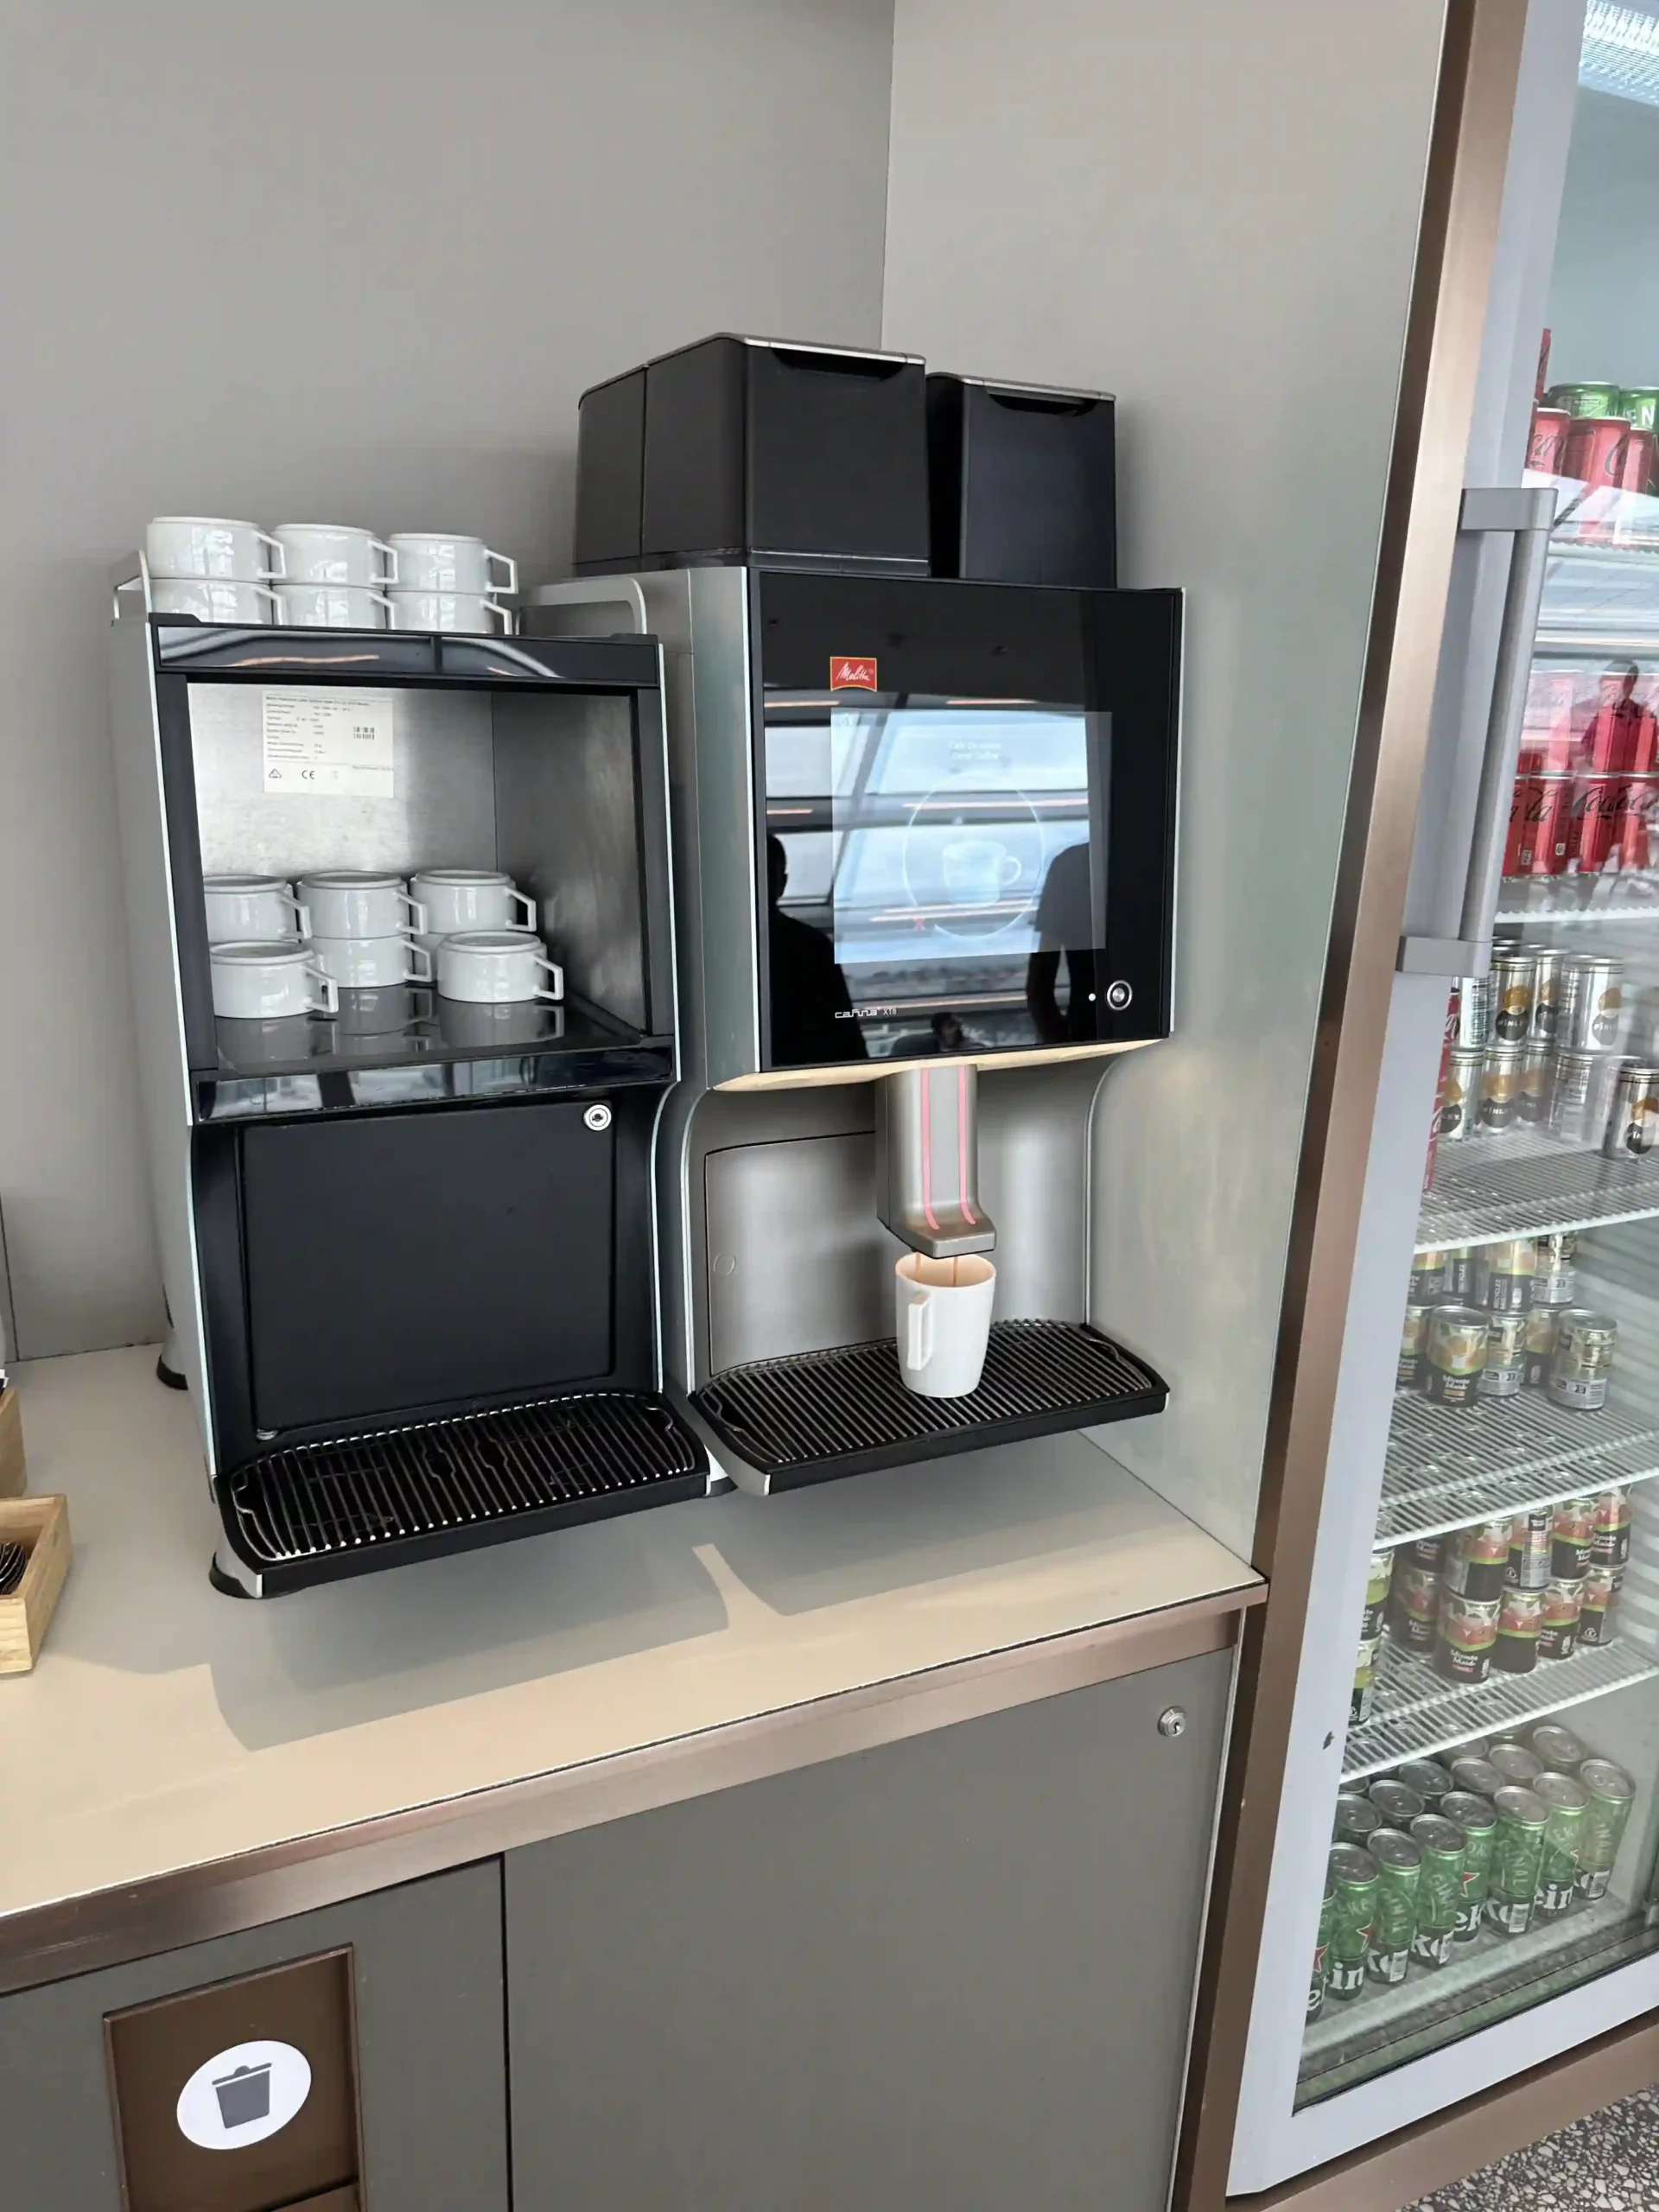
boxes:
[0,0,894,1357]
[1546,86,1659,385]
[883,0,1452,1559]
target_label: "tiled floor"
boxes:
[1405,2084,1659,2209]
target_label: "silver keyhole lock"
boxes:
[583,1103,613,1133]
[1157,1707,1187,1739]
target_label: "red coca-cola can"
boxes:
[1563,415,1631,490]
[1586,668,1659,773]
[1618,427,1656,493]
[1571,775,1622,871]
[1503,778,1529,874]
[1617,773,1659,870]
[1517,774,1574,874]
[1529,407,1571,474]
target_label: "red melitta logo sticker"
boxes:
[830,656,878,691]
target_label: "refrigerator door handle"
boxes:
[1397,482,1557,979]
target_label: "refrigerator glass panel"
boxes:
[1300,39,1659,2103]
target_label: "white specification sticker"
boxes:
[262,689,394,797]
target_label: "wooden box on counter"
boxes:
[0,1495,71,1674]
[0,1384,23,1497]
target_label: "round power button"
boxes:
[1105,980,1134,1012]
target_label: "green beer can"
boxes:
[1408,1815,1467,1967]
[1327,1844,1381,1999]
[1440,1789,1497,1941]
[1533,1771,1588,1918]
[1620,388,1659,434]
[1546,381,1624,418]
[1576,1759,1637,1902]
[1487,1785,1548,1936]
[1310,1861,1336,2020]
[1366,1829,1423,1984]
[1333,1792,1384,1847]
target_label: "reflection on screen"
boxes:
[763,698,1109,1061]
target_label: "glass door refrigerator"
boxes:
[1226,2,1659,2191]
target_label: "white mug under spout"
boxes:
[894,1252,995,1397]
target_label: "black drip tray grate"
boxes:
[693,1320,1167,1489]
[217,1390,709,1593]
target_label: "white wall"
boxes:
[0,0,894,1357]
[1546,86,1659,385]
[883,0,1452,1559]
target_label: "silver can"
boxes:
[1479,1046,1524,1133]
[1477,1311,1526,1400]
[1532,1232,1578,1307]
[1491,950,1537,1044]
[1602,1061,1659,1159]
[1560,954,1624,1052]
[1452,974,1495,1049]
[1518,1044,1554,1126]
[1440,1046,1484,1142]
[1548,1311,1618,1412]
[1548,1048,1624,1148]
[1531,949,1569,1045]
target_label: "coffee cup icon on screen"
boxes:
[941,838,1020,905]
[213,2063,273,2129]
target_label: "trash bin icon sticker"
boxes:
[176,2039,312,2150]
[213,2063,272,2129]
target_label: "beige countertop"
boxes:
[0,1346,1260,1988]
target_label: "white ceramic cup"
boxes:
[437,930,563,1004]
[271,524,398,588]
[273,582,393,630]
[894,1252,996,1397]
[941,837,1021,905]
[310,933,434,988]
[202,874,311,943]
[296,872,428,938]
[209,940,339,1020]
[385,533,517,595]
[146,516,287,582]
[386,589,512,634]
[151,577,280,624]
[409,868,536,935]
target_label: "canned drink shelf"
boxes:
[1379,1390,1659,1548]
[1298,1891,1648,2105]
[1417,1132,1659,1252]
[1342,1634,1659,1782]
[1495,873,1659,924]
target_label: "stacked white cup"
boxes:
[410,868,563,1003]
[145,517,519,631]
[204,873,339,1020]
[385,536,517,635]
[297,871,435,995]
[270,524,399,630]
[145,518,288,625]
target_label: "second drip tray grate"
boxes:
[217,1390,709,1592]
[692,1319,1167,1488]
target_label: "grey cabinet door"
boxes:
[0,1859,508,2212]
[506,1647,1231,2212]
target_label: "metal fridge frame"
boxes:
[1167,0,1659,2203]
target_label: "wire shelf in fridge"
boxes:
[1342,1636,1659,1781]
[1379,1391,1659,1547]
[1417,1133,1659,1251]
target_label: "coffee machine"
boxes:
[109,569,709,1592]
[531,557,1181,1493]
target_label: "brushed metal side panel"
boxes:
[686,566,761,1084]
[706,1134,904,1370]
[492,690,645,1029]
[187,683,496,879]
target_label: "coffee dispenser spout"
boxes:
[875,1063,997,1260]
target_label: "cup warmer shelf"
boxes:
[690,1319,1167,1491]
[213,1391,709,1596]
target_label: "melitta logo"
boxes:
[830,656,878,691]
